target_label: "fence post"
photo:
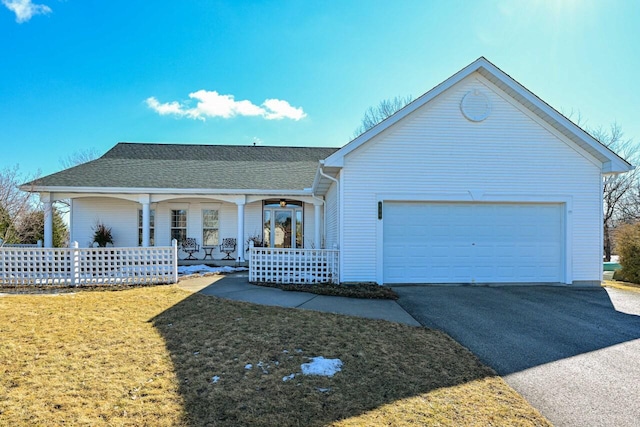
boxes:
[37,240,43,248]
[172,239,178,283]
[71,241,80,287]
[248,241,254,282]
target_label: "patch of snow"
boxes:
[295,349,303,353]
[301,357,343,377]
[282,373,296,382]
[177,265,248,276]
[211,376,220,383]
[316,387,331,393]
[611,255,620,263]
[193,351,199,356]
[282,350,289,354]
[245,364,253,370]
[257,361,269,374]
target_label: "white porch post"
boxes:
[314,202,322,248]
[41,192,53,248]
[139,194,151,247]
[236,199,245,261]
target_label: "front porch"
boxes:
[40,193,325,255]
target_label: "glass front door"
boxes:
[274,210,293,248]
[263,200,303,248]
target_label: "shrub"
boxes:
[614,222,640,284]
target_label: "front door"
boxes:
[263,200,303,248]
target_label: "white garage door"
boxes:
[383,202,564,284]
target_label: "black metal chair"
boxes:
[220,238,237,260]
[181,238,200,260]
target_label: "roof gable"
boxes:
[323,57,632,174]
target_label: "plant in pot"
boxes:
[92,222,114,247]
[246,234,265,251]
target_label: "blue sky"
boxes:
[2,0,639,178]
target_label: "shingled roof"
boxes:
[30,143,340,191]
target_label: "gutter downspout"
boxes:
[318,161,339,249]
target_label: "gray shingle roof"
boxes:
[30,143,340,191]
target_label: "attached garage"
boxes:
[382,202,564,284]
[316,58,631,286]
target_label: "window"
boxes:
[171,209,187,243]
[138,209,155,246]
[202,209,219,246]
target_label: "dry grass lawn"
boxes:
[0,283,551,426]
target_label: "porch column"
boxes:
[314,202,322,249]
[41,192,53,248]
[139,194,151,247]
[236,199,245,261]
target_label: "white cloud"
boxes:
[145,97,185,116]
[2,0,51,23]
[262,98,307,121]
[146,90,307,121]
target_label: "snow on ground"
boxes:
[300,357,343,377]
[177,264,248,276]
[282,373,296,382]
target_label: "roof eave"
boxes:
[20,185,315,196]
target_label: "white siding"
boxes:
[303,203,314,248]
[340,73,602,284]
[244,201,263,244]
[72,198,139,247]
[325,180,339,249]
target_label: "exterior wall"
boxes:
[325,180,339,249]
[72,197,139,247]
[303,202,314,248]
[340,72,603,284]
[71,197,318,257]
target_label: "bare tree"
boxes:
[57,147,101,214]
[0,166,39,245]
[592,124,639,261]
[59,147,101,169]
[353,95,413,138]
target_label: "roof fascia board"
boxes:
[477,60,632,172]
[473,73,602,170]
[21,185,314,196]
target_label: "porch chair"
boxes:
[220,238,237,260]
[180,237,200,260]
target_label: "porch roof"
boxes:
[25,143,339,192]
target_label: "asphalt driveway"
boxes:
[394,285,640,427]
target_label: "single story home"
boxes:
[25,57,631,285]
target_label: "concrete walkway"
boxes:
[177,273,420,326]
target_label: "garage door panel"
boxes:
[383,202,563,284]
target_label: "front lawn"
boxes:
[0,284,550,426]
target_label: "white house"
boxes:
[25,57,631,286]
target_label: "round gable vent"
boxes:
[460,90,491,122]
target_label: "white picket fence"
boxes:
[0,241,178,287]
[248,246,339,284]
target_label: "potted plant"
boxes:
[92,222,114,247]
